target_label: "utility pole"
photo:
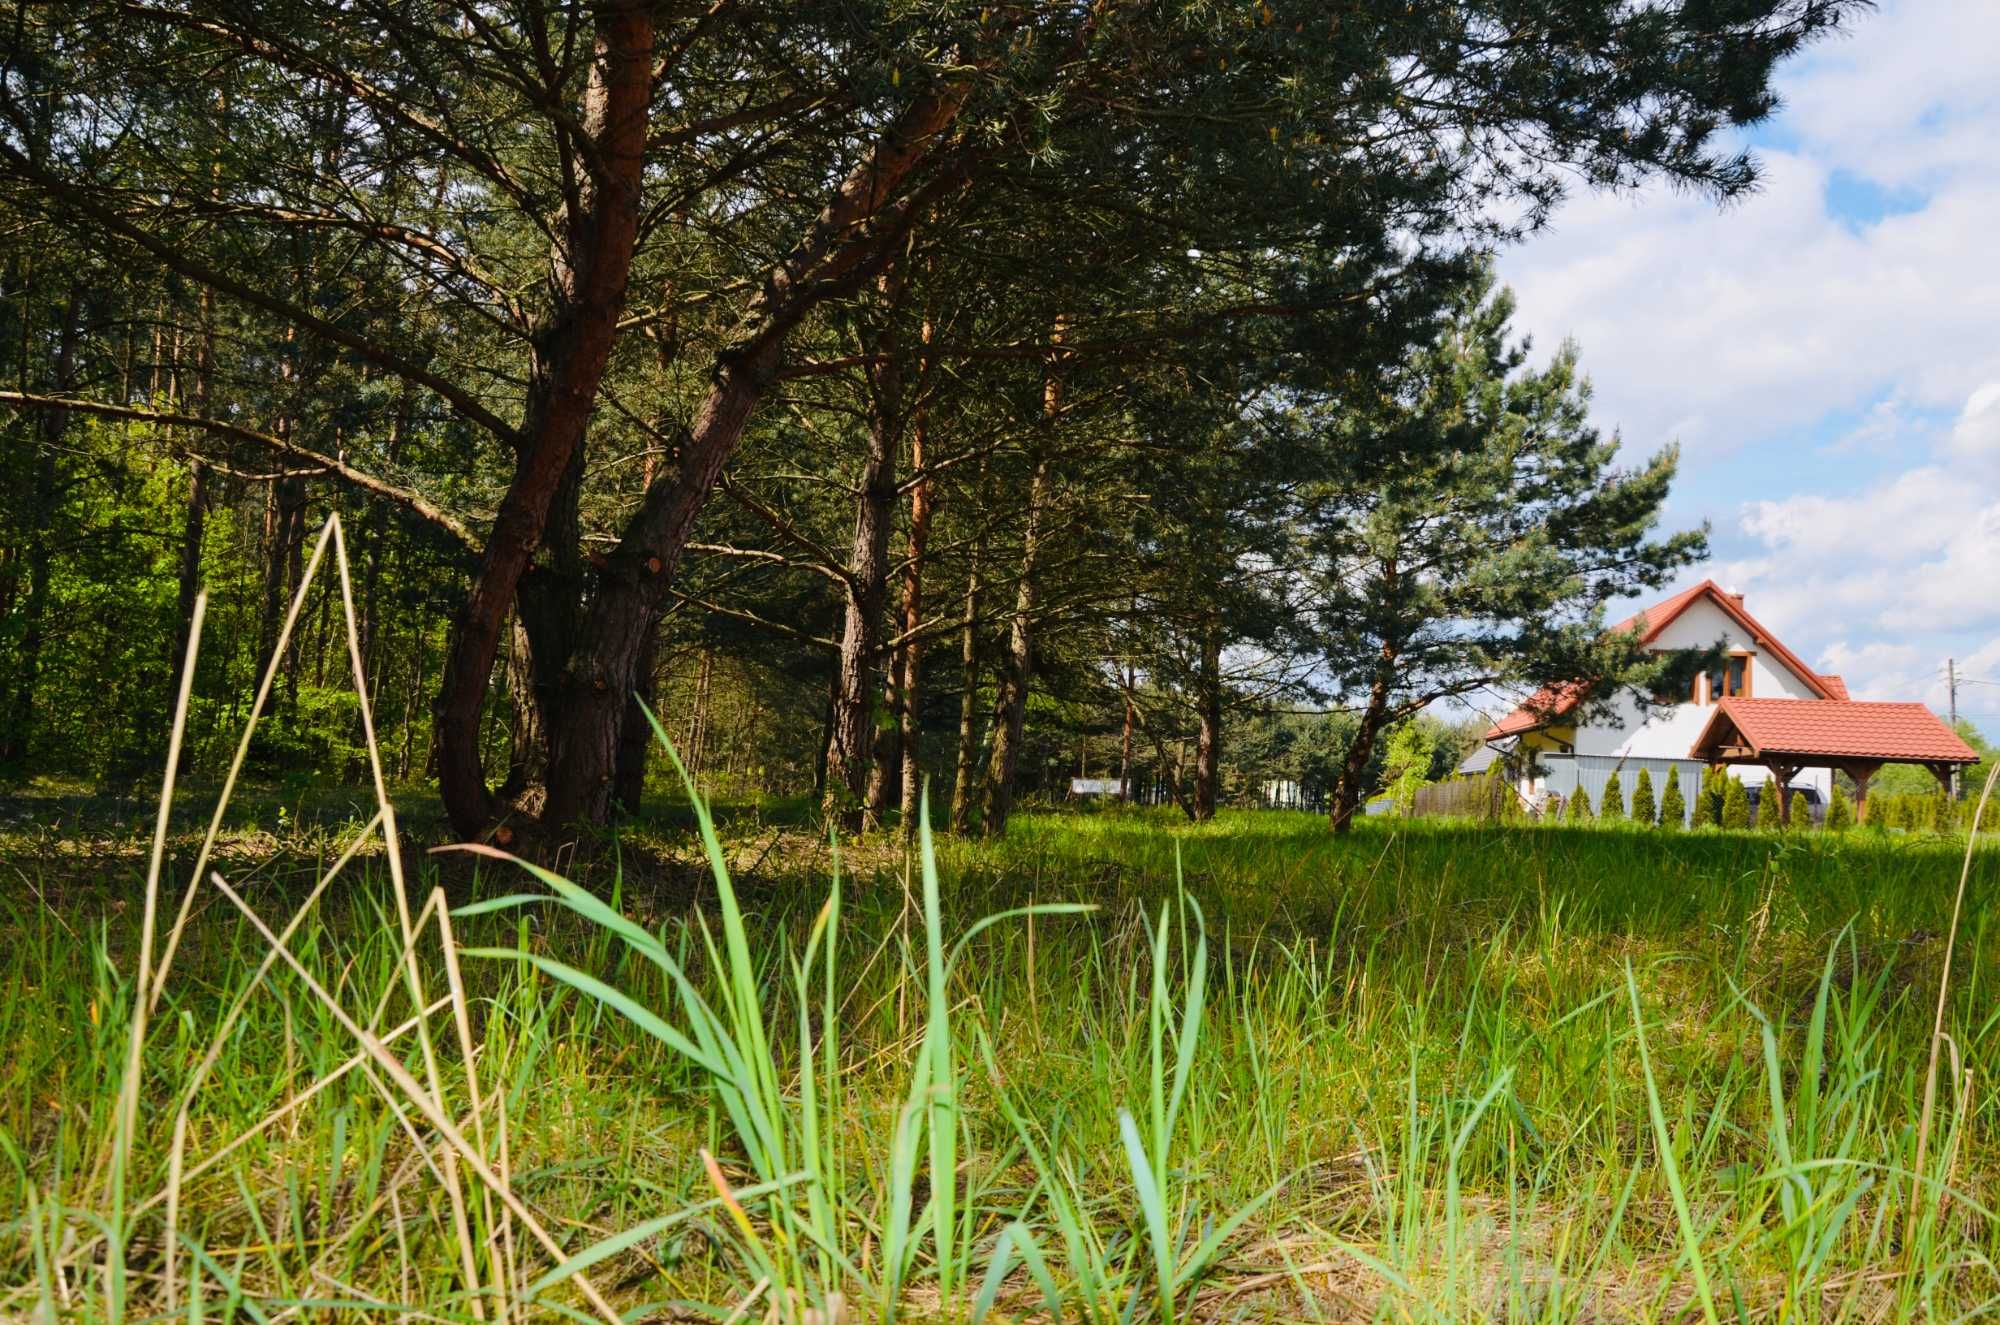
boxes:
[1949,657,1960,799]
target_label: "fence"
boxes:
[1411,773,1515,820]
[1535,753,1707,824]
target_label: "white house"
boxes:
[1482,580,1851,818]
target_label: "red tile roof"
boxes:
[1482,580,1843,741]
[1485,680,1590,738]
[1689,699,1977,764]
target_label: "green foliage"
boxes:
[1659,774,1686,830]
[1600,771,1625,822]
[1826,785,1855,831]
[1791,790,1811,830]
[1568,785,1594,821]
[1722,776,1751,830]
[1381,723,1438,814]
[1631,768,1657,826]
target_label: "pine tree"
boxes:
[1660,775,1686,830]
[1825,785,1854,831]
[1569,786,1594,821]
[1722,776,1751,829]
[1601,772,1625,823]
[1791,790,1811,830]
[1631,769,1657,826]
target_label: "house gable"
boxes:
[1483,580,1838,742]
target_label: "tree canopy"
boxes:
[0,0,1863,838]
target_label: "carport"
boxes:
[1687,698,1978,825]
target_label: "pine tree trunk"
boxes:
[979,455,1052,836]
[1119,681,1135,804]
[895,387,934,838]
[612,617,659,813]
[433,2,655,842]
[612,449,666,812]
[949,515,985,834]
[980,325,1064,837]
[167,283,215,700]
[828,290,903,830]
[1329,663,1394,833]
[1192,618,1221,821]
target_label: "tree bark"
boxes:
[610,618,659,813]
[1192,617,1221,821]
[979,323,1065,837]
[979,455,1052,836]
[539,84,968,831]
[1329,652,1396,833]
[828,282,905,830]
[949,492,986,834]
[167,283,216,699]
[895,367,935,839]
[434,2,655,841]
[1118,678,1135,804]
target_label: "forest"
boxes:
[0,0,1838,840]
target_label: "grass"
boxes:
[5,516,2000,1321]
[6,805,2000,1321]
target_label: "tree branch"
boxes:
[0,392,478,551]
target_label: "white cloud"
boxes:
[1499,0,2000,461]
[1740,466,1977,563]
[1948,383,2000,458]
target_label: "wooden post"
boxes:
[1765,763,1798,827]
[1846,760,1882,824]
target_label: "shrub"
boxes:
[1659,775,1686,829]
[1722,776,1751,829]
[1631,769,1657,825]
[1600,772,1625,823]
[1701,767,1729,825]
[1568,786,1593,821]
[1791,790,1811,829]
[1691,777,1714,828]
[1762,784,1788,831]
[1825,785,1855,830]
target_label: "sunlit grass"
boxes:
[4,515,2000,1320]
[6,803,2000,1321]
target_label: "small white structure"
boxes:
[1482,581,1848,819]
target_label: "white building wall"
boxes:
[1568,595,1832,797]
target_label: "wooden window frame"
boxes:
[1704,651,1754,704]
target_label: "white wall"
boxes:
[1571,595,1832,795]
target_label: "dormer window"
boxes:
[1705,654,1751,703]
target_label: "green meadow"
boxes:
[6,795,1999,1323]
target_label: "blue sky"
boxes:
[1495,0,2000,735]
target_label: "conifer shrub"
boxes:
[1762,785,1789,830]
[1825,785,1855,831]
[1600,772,1625,823]
[1568,786,1593,821]
[1659,775,1686,829]
[1702,767,1728,825]
[1791,790,1811,829]
[1722,776,1751,829]
[1631,768,1656,825]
